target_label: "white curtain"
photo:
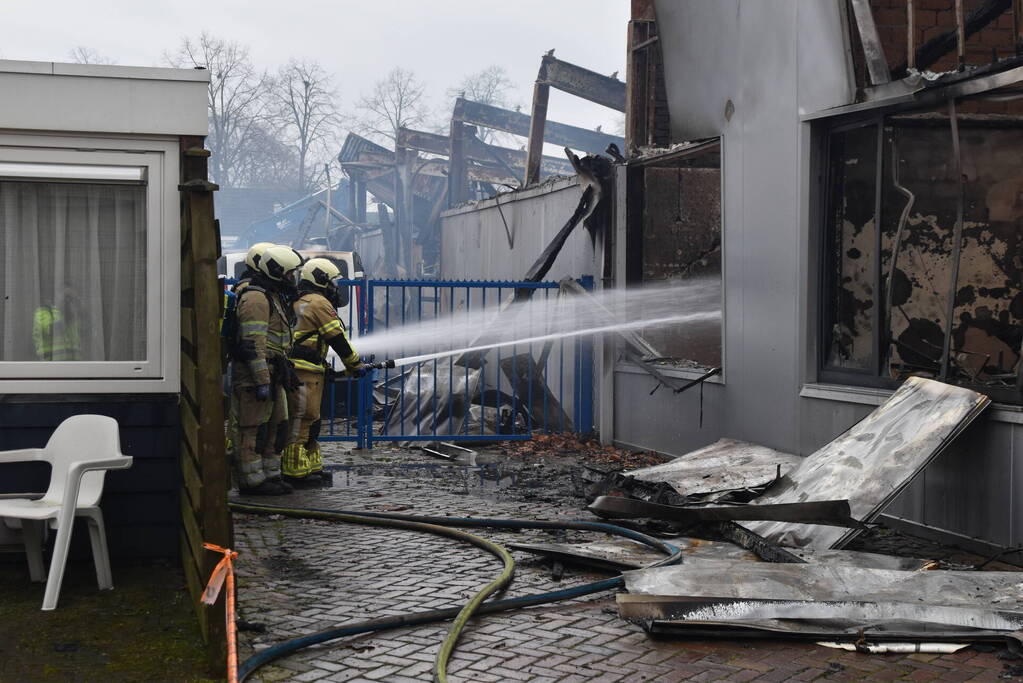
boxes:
[0,181,147,361]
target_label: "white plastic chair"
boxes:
[0,415,133,610]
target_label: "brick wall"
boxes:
[863,0,1018,81]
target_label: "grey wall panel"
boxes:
[653,0,741,141]
[919,420,1013,547]
[723,1,801,453]
[797,397,873,456]
[613,370,724,454]
[0,70,208,136]
[439,179,601,432]
[654,0,853,142]
[795,1,856,115]
[1011,424,1023,547]
[649,1,856,456]
[440,179,597,283]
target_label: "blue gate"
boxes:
[321,277,594,448]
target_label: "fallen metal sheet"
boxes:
[618,595,1020,643]
[624,438,802,502]
[510,538,933,571]
[743,377,990,549]
[644,623,1013,643]
[420,442,477,465]
[384,364,483,443]
[590,496,861,528]
[710,521,806,563]
[622,560,1023,610]
[617,597,1023,632]
[508,538,757,571]
[816,642,969,654]
[788,549,936,571]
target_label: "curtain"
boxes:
[0,181,147,362]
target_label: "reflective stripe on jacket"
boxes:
[233,286,293,386]
[32,306,80,361]
[289,292,359,374]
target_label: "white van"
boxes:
[219,248,365,342]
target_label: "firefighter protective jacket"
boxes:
[233,285,293,387]
[289,291,359,374]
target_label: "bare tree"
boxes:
[446,65,517,144]
[68,46,116,65]
[355,67,430,143]
[234,124,299,189]
[270,59,342,193]
[165,33,269,188]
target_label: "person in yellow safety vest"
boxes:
[283,257,366,486]
[32,302,80,361]
[229,245,303,496]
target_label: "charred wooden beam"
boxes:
[525,81,551,185]
[538,55,627,112]
[448,120,470,206]
[452,97,623,155]
[412,158,519,186]
[625,1,670,152]
[892,0,1011,77]
[340,145,518,186]
[355,178,367,223]
[1015,0,1023,54]
[395,127,575,176]
[850,0,891,85]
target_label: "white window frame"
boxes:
[0,133,179,393]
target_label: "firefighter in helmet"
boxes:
[229,244,303,495]
[283,257,366,486]
[225,241,284,469]
[233,241,275,296]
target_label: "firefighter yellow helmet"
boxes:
[244,242,275,271]
[300,258,342,289]
[258,245,303,282]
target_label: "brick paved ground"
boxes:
[233,444,1022,682]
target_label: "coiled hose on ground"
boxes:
[230,501,682,682]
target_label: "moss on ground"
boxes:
[0,557,219,682]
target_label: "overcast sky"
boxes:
[1,1,629,141]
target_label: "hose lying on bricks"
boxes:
[231,502,514,683]
[230,501,682,682]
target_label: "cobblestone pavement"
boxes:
[233,444,1022,682]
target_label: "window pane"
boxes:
[881,120,957,379]
[950,125,1022,388]
[825,125,877,370]
[0,181,147,362]
[640,147,722,368]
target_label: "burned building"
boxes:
[438,0,1023,556]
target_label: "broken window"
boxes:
[627,140,722,369]
[820,98,1023,403]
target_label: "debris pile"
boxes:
[499,432,664,469]
[520,377,1023,650]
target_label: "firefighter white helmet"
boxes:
[244,242,275,271]
[300,258,342,289]
[258,245,303,282]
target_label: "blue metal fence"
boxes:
[321,277,594,448]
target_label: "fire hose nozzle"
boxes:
[369,359,396,370]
